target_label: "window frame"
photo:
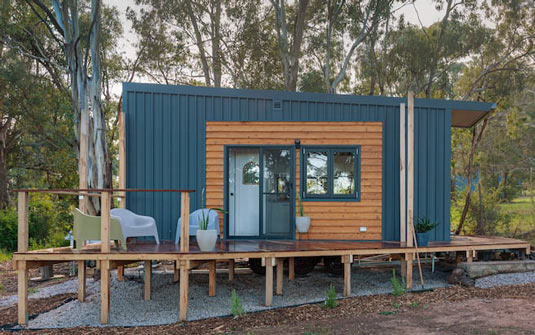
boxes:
[300,145,361,201]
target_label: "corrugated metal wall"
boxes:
[123,83,452,242]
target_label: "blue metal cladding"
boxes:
[123,83,490,242]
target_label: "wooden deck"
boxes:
[13,235,530,260]
[12,235,530,326]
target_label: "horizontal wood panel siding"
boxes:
[206,121,382,240]
[123,83,454,241]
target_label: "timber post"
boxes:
[100,191,111,253]
[180,192,190,253]
[17,191,29,325]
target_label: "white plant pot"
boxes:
[196,229,218,252]
[296,216,311,233]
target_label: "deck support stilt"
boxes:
[228,259,235,281]
[342,255,352,297]
[100,260,110,324]
[405,253,413,290]
[209,260,216,297]
[276,258,283,295]
[288,257,295,281]
[117,265,124,281]
[466,250,474,263]
[173,260,179,282]
[144,260,152,300]
[179,260,189,322]
[77,260,86,302]
[265,257,273,306]
[17,260,28,326]
[400,256,407,278]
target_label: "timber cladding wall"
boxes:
[205,121,383,240]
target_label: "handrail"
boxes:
[15,188,192,254]
[12,188,195,193]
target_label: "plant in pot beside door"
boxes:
[196,189,226,252]
[296,194,310,233]
[414,217,439,247]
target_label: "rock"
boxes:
[447,268,475,287]
[459,260,535,279]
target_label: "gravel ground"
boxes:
[26,266,449,328]
[475,270,535,288]
[0,278,98,308]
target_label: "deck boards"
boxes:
[14,235,529,257]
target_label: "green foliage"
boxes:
[414,217,440,233]
[0,195,72,252]
[230,289,245,318]
[410,301,419,308]
[198,188,226,230]
[391,270,407,296]
[323,284,338,309]
[297,193,305,217]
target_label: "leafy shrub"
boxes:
[414,217,439,233]
[0,194,72,252]
[391,270,407,296]
[230,289,245,317]
[323,284,338,309]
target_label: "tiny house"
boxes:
[122,83,494,243]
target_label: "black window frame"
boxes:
[300,146,361,201]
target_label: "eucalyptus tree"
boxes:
[4,0,124,214]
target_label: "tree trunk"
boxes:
[475,179,485,235]
[455,117,488,235]
[502,170,508,200]
[0,121,9,210]
[185,0,211,86]
[211,0,222,87]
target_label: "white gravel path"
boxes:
[0,278,98,308]
[475,271,535,288]
[26,267,449,328]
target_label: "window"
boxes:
[301,146,360,200]
[242,161,259,185]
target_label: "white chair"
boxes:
[110,208,160,244]
[175,209,220,244]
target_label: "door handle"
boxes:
[230,192,234,196]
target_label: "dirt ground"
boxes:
[0,261,73,297]
[2,260,535,334]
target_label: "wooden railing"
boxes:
[13,188,195,253]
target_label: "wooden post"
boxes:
[265,257,273,306]
[276,258,283,295]
[144,260,152,300]
[100,260,110,324]
[209,260,216,297]
[17,260,28,325]
[101,191,111,253]
[342,255,352,297]
[228,259,235,281]
[173,260,179,282]
[117,266,124,282]
[180,193,190,253]
[17,191,29,326]
[117,110,127,280]
[288,257,295,281]
[79,106,89,213]
[406,253,413,290]
[118,110,126,209]
[466,250,473,263]
[179,259,189,322]
[18,192,29,253]
[400,258,407,278]
[407,92,415,247]
[77,260,86,302]
[400,103,406,244]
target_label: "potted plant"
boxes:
[196,188,225,252]
[296,193,310,233]
[414,216,439,247]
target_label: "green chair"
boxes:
[73,208,127,250]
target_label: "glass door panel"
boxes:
[262,148,292,238]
